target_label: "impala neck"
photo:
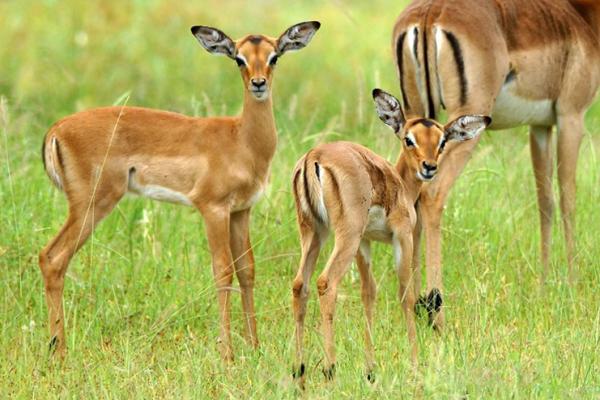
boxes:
[395,152,422,205]
[240,91,277,169]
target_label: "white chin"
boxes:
[417,171,434,182]
[251,91,269,101]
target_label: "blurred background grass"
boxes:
[1,0,599,398]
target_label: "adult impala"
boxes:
[393,0,600,328]
[39,21,320,360]
[291,89,489,382]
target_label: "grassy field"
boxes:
[1,0,599,398]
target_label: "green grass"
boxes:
[1,1,600,398]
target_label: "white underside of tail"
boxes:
[48,137,63,190]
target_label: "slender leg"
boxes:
[39,193,120,358]
[556,114,584,284]
[230,209,258,348]
[316,232,362,379]
[356,240,377,381]
[394,232,417,364]
[420,136,481,330]
[202,205,235,362]
[530,125,555,282]
[412,203,426,315]
[291,218,325,385]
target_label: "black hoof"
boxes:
[366,371,375,383]
[426,288,443,327]
[292,363,305,380]
[322,364,335,381]
[48,336,58,353]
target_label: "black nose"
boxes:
[251,78,266,89]
[422,161,437,172]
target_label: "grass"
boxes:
[1,0,599,398]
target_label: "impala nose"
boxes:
[251,78,267,90]
[422,161,437,173]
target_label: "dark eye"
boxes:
[404,137,415,147]
[235,57,246,67]
[269,55,278,66]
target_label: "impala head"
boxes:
[191,21,320,101]
[372,89,491,181]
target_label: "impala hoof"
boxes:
[366,371,375,383]
[292,363,306,379]
[48,336,58,353]
[426,288,443,327]
[322,364,335,381]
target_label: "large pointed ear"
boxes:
[276,21,321,55]
[191,26,236,59]
[444,115,491,141]
[372,89,406,135]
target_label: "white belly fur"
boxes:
[127,177,193,206]
[491,82,555,129]
[364,206,392,242]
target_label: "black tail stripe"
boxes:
[302,156,322,223]
[396,32,410,109]
[422,26,435,119]
[443,30,468,106]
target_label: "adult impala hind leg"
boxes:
[291,218,326,385]
[556,113,585,284]
[356,240,377,381]
[229,209,258,349]
[412,205,427,316]
[316,229,362,380]
[39,182,124,358]
[201,205,236,362]
[530,125,555,282]
[419,136,481,331]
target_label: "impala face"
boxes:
[372,88,491,182]
[192,22,320,101]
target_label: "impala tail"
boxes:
[41,130,64,191]
[292,153,329,225]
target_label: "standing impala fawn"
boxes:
[393,0,600,329]
[291,89,490,382]
[39,21,320,361]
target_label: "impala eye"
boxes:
[404,137,415,147]
[235,57,246,67]
[268,55,278,66]
[439,138,447,152]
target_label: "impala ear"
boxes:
[191,26,236,59]
[276,21,321,55]
[372,89,406,135]
[444,115,491,141]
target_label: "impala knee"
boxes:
[292,279,306,299]
[316,276,329,297]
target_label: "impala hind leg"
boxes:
[202,206,235,362]
[292,219,326,385]
[230,209,258,349]
[557,114,584,284]
[356,240,377,381]
[316,232,362,380]
[530,125,555,282]
[39,190,122,357]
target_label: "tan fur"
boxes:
[291,119,455,381]
[393,0,600,329]
[39,23,319,361]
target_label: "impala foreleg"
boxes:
[230,209,258,349]
[530,125,555,282]
[394,233,417,365]
[316,233,362,380]
[557,113,584,284]
[203,206,235,362]
[356,240,377,381]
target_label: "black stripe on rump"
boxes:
[41,137,47,172]
[396,32,410,110]
[422,26,435,119]
[443,30,468,106]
